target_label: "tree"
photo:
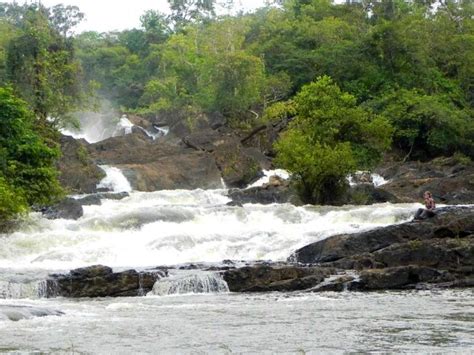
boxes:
[373,89,474,160]
[274,76,392,204]
[4,4,88,127]
[0,87,63,225]
[168,0,216,30]
[140,10,171,45]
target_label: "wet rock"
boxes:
[354,266,451,291]
[45,265,167,298]
[41,198,83,220]
[227,180,301,205]
[291,207,474,264]
[226,207,474,293]
[75,192,130,206]
[345,184,400,205]
[223,265,333,292]
[57,135,105,194]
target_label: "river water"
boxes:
[0,181,473,353]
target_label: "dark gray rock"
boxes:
[225,207,474,293]
[291,207,474,264]
[45,265,167,298]
[228,178,301,205]
[223,265,333,292]
[41,198,83,220]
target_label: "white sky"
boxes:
[8,0,267,33]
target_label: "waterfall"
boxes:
[97,165,132,193]
[150,271,229,296]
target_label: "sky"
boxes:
[7,0,268,33]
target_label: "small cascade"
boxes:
[0,280,45,299]
[113,115,134,136]
[150,271,229,296]
[347,171,389,187]
[37,279,60,299]
[247,169,290,189]
[371,174,389,187]
[97,165,132,193]
[154,125,169,137]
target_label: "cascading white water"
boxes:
[347,171,389,187]
[247,169,290,188]
[151,271,229,296]
[96,165,132,193]
[0,188,419,271]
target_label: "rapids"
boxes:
[0,188,418,271]
[1,169,472,353]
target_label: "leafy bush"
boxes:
[0,87,63,223]
[274,76,392,204]
[372,89,474,160]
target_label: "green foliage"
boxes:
[0,87,63,223]
[0,176,26,226]
[2,2,90,126]
[372,89,474,159]
[274,77,392,204]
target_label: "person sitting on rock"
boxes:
[413,191,436,221]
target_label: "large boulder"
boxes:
[57,135,105,194]
[44,265,167,298]
[183,129,265,188]
[118,153,223,191]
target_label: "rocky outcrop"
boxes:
[227,176,301,205]
[40,198,83,220]
[292,207,474,264]
[183,129,266,187]
[44,265,167,298]
[223,264,334,292]
[88,132,223,191]
[224,207,474,292]
[57,135,105,194]
[119,153,223,191]
[376,157,474,204]
[75,192,130,206]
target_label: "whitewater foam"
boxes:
[0,188,419,270]
[97,165,132,193]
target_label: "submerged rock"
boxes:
[44,265,167,298]
[0,305,63,322]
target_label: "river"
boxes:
[0,179,473,353]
